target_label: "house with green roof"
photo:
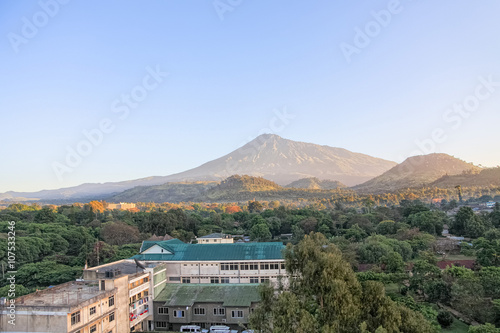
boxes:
[132,239,286,285]
[153,284,260,331]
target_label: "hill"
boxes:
[353,153,480,193]
[109,181,218,203]
[286,177,346,190]
[430,167,500,188]
[0,134,396,200]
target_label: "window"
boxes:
[109,312,115,322]
[156,322,167,328]
[250,277,259,283]
[100,280,105,290]
[108,295,115,306]
[230,263,238,270]
[213,308,225,316]
[210,277,219,284]
[71,311,80,325]
[143,277,149,283]
[261,277,270,283]
[89,306,96,316]
[281,263,285,270]
[240,263,249,270]
[221,263,229,270]
[249,263,258,270]
[158,307,169,314]
[220,277,230,283]
[232,310,244,318]
[260,263,269,270]
[194,307,206,315]
[270,263,279,270]
[144,290,149,297]
[169,277,181,282]
[90,325,97,333]
[173,310,185,318]
[182,277,191,284]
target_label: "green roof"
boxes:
[134,239,285,261]
[155,284,261,307]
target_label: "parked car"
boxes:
[209,325,231,332]
[180,325,203,332]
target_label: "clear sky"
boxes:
[1,0,499,192]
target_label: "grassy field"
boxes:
[441,318,469,333]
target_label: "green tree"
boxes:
[250,223,272,242]
[468,323,500,333]
[250,232,436,332]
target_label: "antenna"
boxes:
[134,258,146,270]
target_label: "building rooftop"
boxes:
[84,259,158,280]
[155,284,261,307]
[135,239,285,261]
[197,233,229,239]
[13,281,114,308]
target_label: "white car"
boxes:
[209,325,231,332]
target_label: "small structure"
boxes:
[106,202,136,210]
[196,233,234,244]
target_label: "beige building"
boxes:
[83,259,167,332]
[0,281,117,333]
[195,233,234,244]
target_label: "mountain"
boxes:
[430,167,500,188]
[286,177,346,190]
[0,134,396,201]
[353,153,480,193]
[159,134,396,186]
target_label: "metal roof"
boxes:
[135,240,285,261]
[155,284,261,307]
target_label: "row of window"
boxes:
[182,262,285,270]
[129,277,149,290]
[71,296,115,326]
[71,312,114,329]
[130,289,149,304]
[160,307,243,318]
[219,263,284,271]
[177,277,272,284]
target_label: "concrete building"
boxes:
[132,239,286,285]
[0,281,117,333]
[82,259,167,332]
[153,284,260,331]
[196,233,234,244]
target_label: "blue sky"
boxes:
[1,0,499,192]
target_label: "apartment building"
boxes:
[152,284,260,331]
[0,281,117,333]
[82,259,167,332]
[132,239,286,285]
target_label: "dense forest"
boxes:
[1,197,500,332]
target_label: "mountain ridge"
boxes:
[0,134,396,200]
[353,153,480,193]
